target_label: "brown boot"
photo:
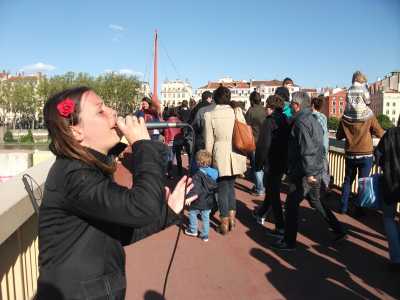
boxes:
[219,217,230,235]
[228,210,236,231]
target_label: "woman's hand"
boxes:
[117,116,150,145]
[165,176,198,214]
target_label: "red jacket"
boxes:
[164,116,183,145]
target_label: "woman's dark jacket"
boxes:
[188,169,218,211]
[255,111,290,175]
[374,127,400,205]
[36,141,178,300]
[245,104,266,144]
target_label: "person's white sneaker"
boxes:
[252,210,265,225]
[184,229,198,237]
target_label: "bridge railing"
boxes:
[0,157,54,300]
[328,146,381,193]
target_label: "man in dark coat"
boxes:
[375,118,400,268]
[190,91,214,154]
[271,91,346,251]
[246,91,266,195]
[189,91,213,124]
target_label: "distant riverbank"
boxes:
[0,143,49,151]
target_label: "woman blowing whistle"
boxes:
[36,86,197,300]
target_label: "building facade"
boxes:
[161,80,193,107]
[195,77,300,109]
[369,71,400,125]
[324,88,347,118]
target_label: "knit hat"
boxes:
[275,86,290,102]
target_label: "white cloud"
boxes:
[109,24,124,32]
[19,62,56,74]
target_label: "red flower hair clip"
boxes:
[57,98,75,118]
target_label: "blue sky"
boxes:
[0,0,399,91]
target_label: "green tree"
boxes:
[20,129,34,143]
[96,73,141,116]
[327,117,340,131]
[0,81,12,126]
[2,72,142,128]
[377,114,394,130]
[3,129,15,143]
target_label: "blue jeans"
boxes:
[341,156,373,212]
[250,152,265,194]
[188,209,211,238]
[382,201,400,263]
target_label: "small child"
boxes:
[343,70,373,121]
[185,150,218,242]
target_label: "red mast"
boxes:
[152,30,160,112]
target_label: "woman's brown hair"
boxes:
[266,95,284,111]
[43,86,115,174]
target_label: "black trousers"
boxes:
[217,176,236,217]
[257,172,285,230]
[284,175,344,247]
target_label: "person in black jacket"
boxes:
[190,91,214,155]
[36,87,197,300]
[374,117,400,270]
[271,91,346,251]
[254,95,290,235]
[246,91,266,196]
[184,150,218,242]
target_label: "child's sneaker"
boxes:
[201,236,209,242]
[184,229,198,237]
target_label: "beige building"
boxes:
[370,71,400,125]
[161,79,193,107]
[195,77,300,109]
[140,81,151,97]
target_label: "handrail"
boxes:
[0,158,55,245]
[0,157,54,300]
[328,146,380,193]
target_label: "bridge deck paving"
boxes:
[114,162,400,300]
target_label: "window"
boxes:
[339,101,343,106]
[393,102,396,106]
[333,101,336,106]
[339,96,343,101]
[339,108,343,113]
[333,96,336,101]
[387,102,390,106]
[393,110,396,115]
[393,118,396,123]
[332,108,336,114]
[386,110,390,115]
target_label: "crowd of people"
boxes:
[135,71,399,265]
[36,71,400,299]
